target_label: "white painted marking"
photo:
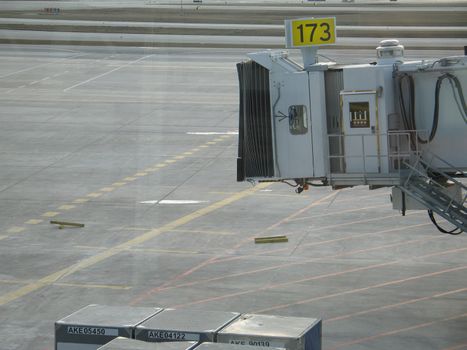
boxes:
[29,81,39,85]
[140,200,208,205]
[40,77,50,82]
[187,131,238,135]
[0,54,83,79]
[64,54,153,92]
[260,189,273,192]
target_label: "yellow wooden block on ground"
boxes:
[254,235,288,244]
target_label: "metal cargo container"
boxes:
[195,342,284,350]
[135,309,240,343]
[216,314,321,350]
[97,337,197,350]
[55,304,163,350]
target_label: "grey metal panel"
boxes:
[135,309,240,343]
[196,342,283,350]
[217,314,321,350]
[55,305,163,350]
[98,338,197,350]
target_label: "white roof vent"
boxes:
[376,39,404,65]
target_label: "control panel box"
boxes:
[55,305,163,350]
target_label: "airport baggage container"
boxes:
[135,309,240,343]
[98,337,197,350]
[216,314,321,350]
[55,304,163,350]
[195,342,284,350]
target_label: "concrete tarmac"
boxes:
[0,44,466,350]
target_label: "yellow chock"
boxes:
[50,220,84,229]
[254,235,288,244]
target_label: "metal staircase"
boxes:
[399,151,467,232]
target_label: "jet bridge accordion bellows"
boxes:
[236,60,274,182]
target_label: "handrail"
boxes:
[402,149,466,214]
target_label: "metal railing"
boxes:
[403,149,467,216]
[328,130,427,178]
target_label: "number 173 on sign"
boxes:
[286,17,336,48]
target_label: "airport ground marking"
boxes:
[443,342,467,350]
[328,311,467,350]
[99,187,115,192]
[73,198,90,204]
[112,182,127,187]
[254,263,467,314]
[25,219,43,225]
[325,286,467,324]
[6,226,25,234]
[86,192,102,198]
[135,172,148,177]
[0,235,7,241]
[156,223,444,297]
[123,177,137,181]
[170,235,447,308]
[169,229,235,236]
[53,282,132,290]
[42,211,60,218]
[0,183,270,307]
[58,204,75,211]
[131,190,336,303]
[64,54,154,92]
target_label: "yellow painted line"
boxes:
[25,219,43,225]
[58,205,76,211]
[192,148,200,152]
[155,164,167,168]
[112,182,127,187]
[220,135,231,138]
[130,248,199,255]
[42,212,60,218]
[100,187,115,192]
[123,177,137,181]
[54,282,132,290]
[165,160,176,164]
[174,156,185,160]
[135,172,148,177]
[144,168,158,172]
[200,145,209,148]
[87,192,102,198]
[75,245,107,250]
[170,229,235,236]
[214,138,223,142]
[0,235,7,241]
[7,226,25,234]
[0,183,270,306]
[206,142,216,145]
[183,152,193,155]
[73,198,89,204]
[0,279,28,285]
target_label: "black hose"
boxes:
[427,209,463,235]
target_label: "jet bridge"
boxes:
[236,17,467,233]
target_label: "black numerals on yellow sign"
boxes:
[296,22,331,44]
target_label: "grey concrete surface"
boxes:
[0,44,467,350]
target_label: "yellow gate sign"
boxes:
[285,17,336,48]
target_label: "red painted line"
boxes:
[254,264,467,314]
[442,342,467,350]
[328,312,467,350]
[130,191,338,305]
[325,286,467,323]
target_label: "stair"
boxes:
[399,152,467,232]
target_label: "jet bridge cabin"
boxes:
[236,39,467,233]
